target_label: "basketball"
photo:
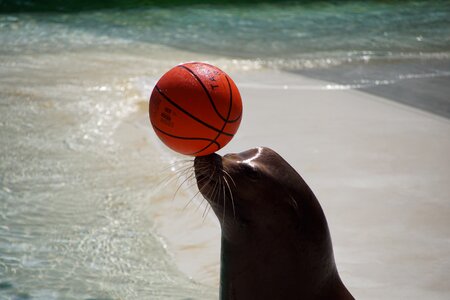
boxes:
[149,62,243,156]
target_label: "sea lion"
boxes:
[194,147,354,300]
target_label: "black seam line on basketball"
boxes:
[225,75,242,123]
[189,75,234,155]
[177,65,241,123]
[152,122,221,149]
[155,86,234,137]
[179,65,242,123]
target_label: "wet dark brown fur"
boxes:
[194,147,354,300]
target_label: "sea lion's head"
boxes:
[194,147,327,242]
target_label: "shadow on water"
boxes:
[0,282,31,300]
[296,59,450,119]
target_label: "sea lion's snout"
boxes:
[194,153,223,198]
[194,147,270,203]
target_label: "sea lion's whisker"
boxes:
[169,161,194,171]
[196,163,222,176]
[166,172,191,194]
[174,163,194,178]
[222,169,237,188]
[196,177,211,205]
[185,176,203,190]
[202,167,223,220]
[202,205,213,223]
[221,175,227,223]
[193,164,214,174]
[202,201,210,219]
[210,178,221,205]
[207,163,218,185]
[156,171,181,190]
[164,159,193,171]
[193,172,213,187]
[202,181,217,219]
[222,174,236,219]
[172,167,196,189]
[195,164,217,213]
[195,176,213,216]
[195,194,207,213]
[159,160,193,180]
[172,172,195,201]
[158,163,193,187]
[183,188,202,210]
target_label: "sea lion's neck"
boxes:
[219,229,354,300]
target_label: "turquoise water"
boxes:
[0,49,216,298]
[0,1,449,299]
[2,1,449,96]
[2,1,449,63]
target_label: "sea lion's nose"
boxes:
[194,152,222,165]
[194,153,222,188]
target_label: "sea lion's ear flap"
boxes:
[288,194,299,212]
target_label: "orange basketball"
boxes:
[149,62,243,156]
